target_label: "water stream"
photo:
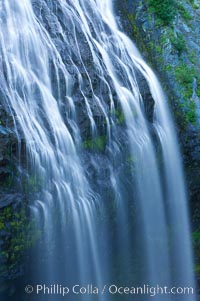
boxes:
[0,0,196,300]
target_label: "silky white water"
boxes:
[0,0,196,300]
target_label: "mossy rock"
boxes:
[83,135,107,152]
[0,202,41,280]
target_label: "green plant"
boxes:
[185,100,197,124]
[148,0,177,25]
[192,232,200,275]
[188,50,197,64]
[187,0,199,9]
[177,2,192,21]
[114,109,125,125]
[175,63,196,97]
[197,78,200,98]
[166,28,186,55]
[83,135,107,152]
[174,64,198,124]
[0,204,41,275]
[24,174,44,193]
[170,33,186,55]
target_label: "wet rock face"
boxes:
[0,195,32,292]
[114,0,200,226]
[115,0,200,285]
[0,0,156,203]
[0,98,27,285]
[0,91,28,198]
[0,102,20,199]
[31,0,155,138]
[136,71,155,123]
[0,0,155,284]
[31,0,110,139]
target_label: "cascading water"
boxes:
[0,0,196,300]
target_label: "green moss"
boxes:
[159,34,168,47]
[1,166,16,189]
[0,204,41,275]
[127,14,138,38]
[192,232,200,276]
[176,98,196,125]
[128,13,134,23]
[24,174,44,193]
[125,155,137,175]
[193,232,200,241]
[188,50,197,64]
[187,0,199,9]
[177,2,192,21]
[165,65,173,72]
[165,28,187,55]
[95,136,107,151]
[147,0,176,25]
[185,100,197,124]
[155,45,162,55]
[83,135,107,152]
[175,63,195,97]
[174,63,198,124]
[195,265,200,276]
[114,109,125,125]
[171,33,186,55]
[197,78,200,98]
[83,110,125,152]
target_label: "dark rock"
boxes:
[0,194,23,209]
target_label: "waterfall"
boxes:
[0,0,196,300]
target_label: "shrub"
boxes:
[148,0,177,25]
[169,32,186,55]
[177,2,192,21]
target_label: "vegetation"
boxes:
[192,232,200,276]
[83,110,125,151]
[83,135,107,152]
[0,204,40,277]
[177,2,192,21]
[24,174,44,193]
[187,0,199,9]
[114,109,125,125]
[127,1,199,126]
[147,0,176,25]
[175,64,195,97]
[169,32,186,55]
[174,63,197,124]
